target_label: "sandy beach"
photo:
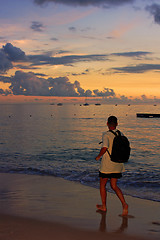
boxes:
[0,173,159,240]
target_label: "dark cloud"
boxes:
[9,71,50,96]
[15,65,38,70]
[111,51,151,58]
[0,70,116,97]
[3,43,27,61]
[49,77,79,96]
[80,27,92,32]
[0,50,13,73]
[28,50,153,68]
[74,80,85,96]
[68,26,92,33]
[0,43,27,73]
[112,64,160,73]
[71,69,90,76]
[35,73,48,76]
[34,0,134,8]
[28,53,108,66]
[50,37,59,41]
[0,88,11,95]
[1,43,153,72]
[74,80,95,97]
[93,88,115,97]
[30,21,45,32]
[0,71,85,96]
[146,4,160,24]
[0,75,12,83]
[0,43,108,72]
[68,27,76,32]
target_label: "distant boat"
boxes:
[50,103,55,105]
[83,103,89,106]
[83,95,89,106]
[57,103,63,106]
[137,113,160,118]
[95,103,101,106]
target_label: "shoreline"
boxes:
[0,173,159,240]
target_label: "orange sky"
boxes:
[1,0,160,104]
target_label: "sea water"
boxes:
[0,103,159,202]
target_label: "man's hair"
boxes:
[107,116,118,126]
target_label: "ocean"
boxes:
[0,103,159,202]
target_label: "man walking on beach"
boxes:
[95,116,128,216]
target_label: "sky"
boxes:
[0,0,160,104]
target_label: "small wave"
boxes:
[0,166,159,202]
[78,118,94,120]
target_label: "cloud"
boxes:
[111,64,160,73]
[2,43,153,72]
[3,43,27,61]
[74,80,86,96]
[15,65,39,70]
[34,0,134,8]
[0,43,27,73]
[0,70,116,97]
[71,69,90,76]
[111,51,151,58]
[1,70,160,103]
[9,71,50,96]
[50,37,59,41]
[93,88,115,97]
[0,50,13,73]
[0,88,11,95]
[30,21,45,32]
[0,71,85,96]
[68,26,77,32]
[1,43,107,71]
[49,76,80,96]
[28,53,109,67]
[146,4,160,24]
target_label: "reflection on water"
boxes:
[0,103,159,201]
[97,210,129,233]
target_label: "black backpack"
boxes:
[107,130,131,163]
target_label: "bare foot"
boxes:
[96,204,107,212]
[122,204,128,216]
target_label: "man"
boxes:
[95,116,128,216]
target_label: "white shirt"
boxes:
[99,130,125,174]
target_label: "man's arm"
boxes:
[95,147,107,161]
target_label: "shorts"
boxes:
[99,171,122,179]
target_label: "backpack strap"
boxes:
[109,130,121,137]
[106,130,121,159]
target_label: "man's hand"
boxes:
[95,147,107,161]
[95,156,100,161]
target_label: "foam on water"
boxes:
[0,103,159,202]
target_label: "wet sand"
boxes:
[0,173,159,240]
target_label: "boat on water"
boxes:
[137,113,160,118]
[57,103,63,106]
[95,103,101,106]
[83,103,89,106]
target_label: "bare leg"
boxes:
[96,177,108,211]
[110,178,128,216]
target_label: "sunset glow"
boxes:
[1,0,160,104]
